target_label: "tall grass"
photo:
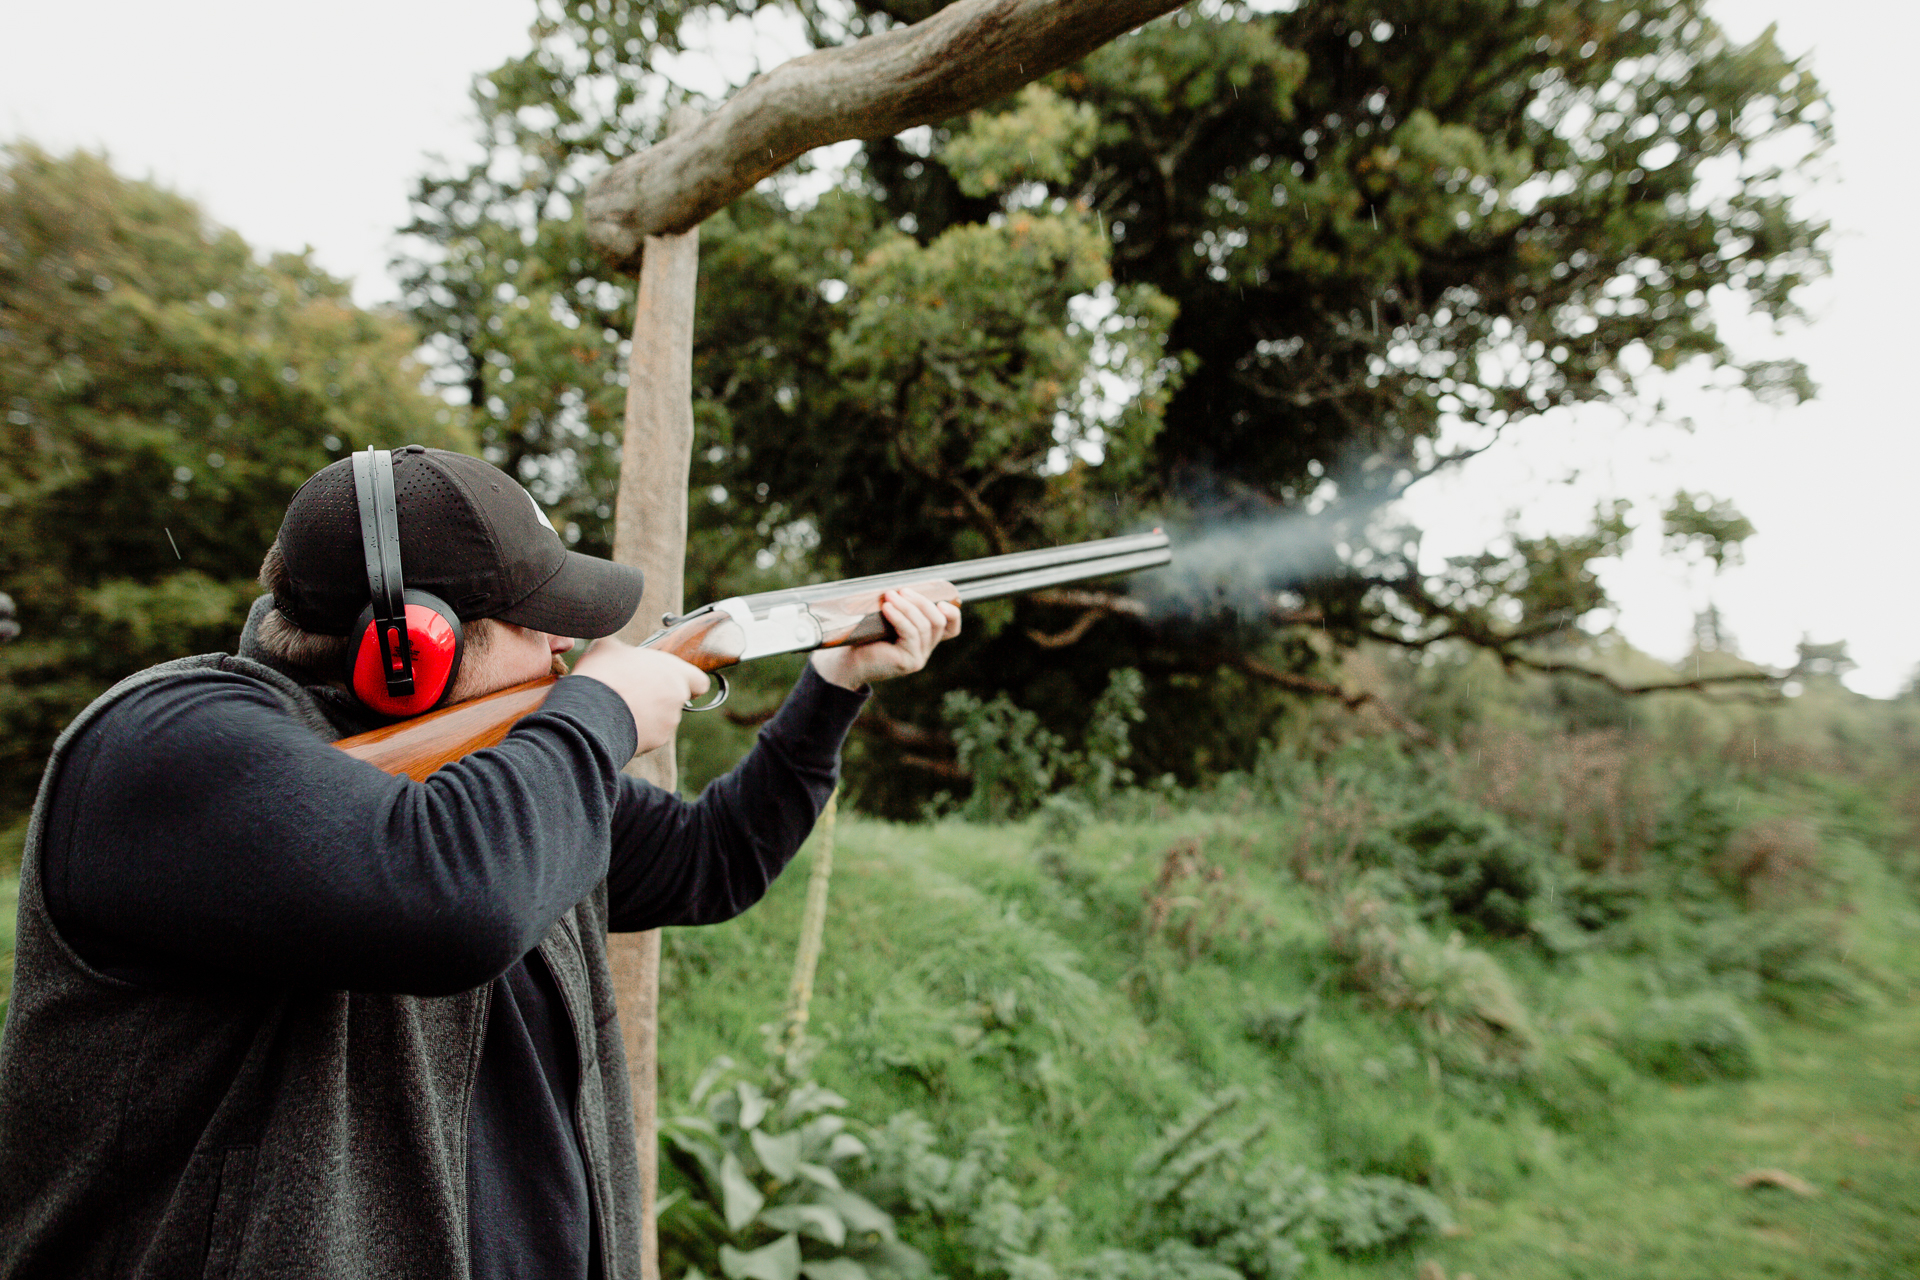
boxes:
[650,655,1920,1277]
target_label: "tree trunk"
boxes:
[584,0,1189,272]
[608,108,702,1280]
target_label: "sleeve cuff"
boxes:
[761,663,870,764]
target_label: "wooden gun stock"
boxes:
[335,678,560,778]
[332,528,1170,780]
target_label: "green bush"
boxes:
[1619,993,1764,1083]
[1157,1159,1315,1280]
[1699,911,1868,1012]
[1648,784,1743,890]
[1520,1036,1638,1135]
[1560,869,1645,931]
[1240,1000,1314,1054]
[1125,1088,1449,1276]
[1066,1242,1239,1280]
[943,690,1068,823]
[864,1113,1068,1280]
[658,1061,930,1280]
[1326,889,1536,1061]
[1392,798,1549,939]
[1315,1176,1453,1256]
[942,669,1146,822]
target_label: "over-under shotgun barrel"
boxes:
[738,530,1170,610]
[335,530,1170,778]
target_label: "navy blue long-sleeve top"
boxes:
[38,660,867,1280]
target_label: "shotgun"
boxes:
[334,530,1171,778]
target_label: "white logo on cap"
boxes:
[525,488,558,534]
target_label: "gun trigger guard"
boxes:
[684,670,730,713]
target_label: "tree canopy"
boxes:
[397,0,1826,811]
[0,146,470,814]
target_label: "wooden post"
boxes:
[777,789,838,1076]
[608,107,702,1280]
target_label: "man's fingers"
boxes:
[882,591,934,653]
[900,589,950,637]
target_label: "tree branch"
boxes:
[1495,649,1784,699]
[584,0,1192,272]
[1029,587,1147,616]
[1233,654,1438,746]
[1359,617,1785,701]
[1026,607,1108,648]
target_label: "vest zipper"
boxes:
[538,916,619,1274]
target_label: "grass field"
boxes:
[1421,1005,1920,1279]
[650,800,1920,1278]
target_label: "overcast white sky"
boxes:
[2,0,1912,695]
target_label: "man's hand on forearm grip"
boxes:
[810,587,962,691]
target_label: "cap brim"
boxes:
[495,552,646,638]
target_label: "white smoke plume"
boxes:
[1136,509,1368,623]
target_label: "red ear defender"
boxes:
[349,590,464,717]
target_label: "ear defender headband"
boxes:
[347,446,464,716]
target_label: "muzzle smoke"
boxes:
[1136,510,1359,623]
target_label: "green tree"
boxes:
[400,0,1828,811]
[1663,490,1755,572]
[0,145,470,818]
[1017,0,1819,639]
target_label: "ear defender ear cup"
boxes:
[349,589,464,717]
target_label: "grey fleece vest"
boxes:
[0,653,646,1278]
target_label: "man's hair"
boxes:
[255,540,493,678]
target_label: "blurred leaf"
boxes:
[737,1082,772,1131]
[796,1161,844,1193]
[750,1128,803,1182]
[720,1234,802,1280]
[1663,491,1756,572]
[800,1260,871,1280]
[815,1189,893,1241]
[720,1153,766,1233]
[761,1202,849,1246]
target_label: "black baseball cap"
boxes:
[272,445,645,638]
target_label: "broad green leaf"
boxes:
[794,1161,842,1191]
[782,1081,849,1120]
[664,1115,721,1140]
[760,1202,847,1246]
[800,1260,871,1280]
[816,1189,895,1241]
[800,1115,848,1145]
[719,1234,801,1280]
[750,1128,803,1182]
[719,1152,765,1233]
[736,1082,772,1131]
[826,1134,868,1163]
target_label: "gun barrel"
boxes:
[739,530,1169,614]
[950,546,1172,603]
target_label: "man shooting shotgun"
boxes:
[0,444,1167,1279]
